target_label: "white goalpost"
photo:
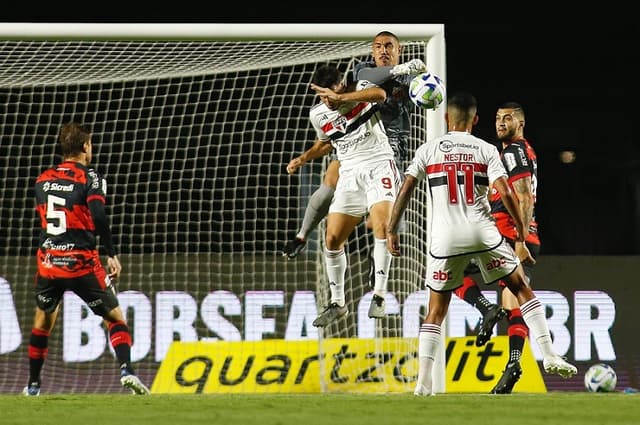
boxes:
[0,23,446,394]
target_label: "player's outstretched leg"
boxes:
[282,180,335,259]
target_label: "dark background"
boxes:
[0,7,636,396]
[1,8,637,255]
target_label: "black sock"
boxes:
[455,276,494,315]
[28,329,49,385]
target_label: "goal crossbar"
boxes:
[0,23,444,41]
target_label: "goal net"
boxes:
[0,23,446,394]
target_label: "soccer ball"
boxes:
[584,363,617,392]
[408,72,446,110]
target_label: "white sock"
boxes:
[520,298,557,359]
[417,323,441,390]
[324,248,346,306]
[372,238,392,297]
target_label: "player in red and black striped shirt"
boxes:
[24,122,149,396]
[454,102,541,394]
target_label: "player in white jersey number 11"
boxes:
[386,91,577,396]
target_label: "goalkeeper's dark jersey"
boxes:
[35,160,114,278]
[490,138,540,245]
[350,61,415,164]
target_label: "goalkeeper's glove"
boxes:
[390,59,427,76]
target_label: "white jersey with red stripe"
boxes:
[309,80,394,171]
[405,131,508,258]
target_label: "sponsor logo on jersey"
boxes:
[42,238,75,251]
[439,140,453,152]
[503,152,517,172]
[336,130,371,154]
[89,170,101,189]
[452,142,479,150]
[50,256,77,268]
[42,182,74,192]
[319,113,330,125]
[518,147,529,166]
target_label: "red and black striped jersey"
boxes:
[490,139,540,245]
[34,160,108,278]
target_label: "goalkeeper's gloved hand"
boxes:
[390,58,427,76]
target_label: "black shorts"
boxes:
[34,273,120,316]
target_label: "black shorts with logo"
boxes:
[34,272,120,316]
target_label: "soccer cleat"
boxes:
[120,370,151,395]
[368,294,386,319]
[312,303,348,327]
[543,356,577,378]
[390,59,427,76]
[282,237,306,259]
[22,382,40,396]
[490,361,523,394]
[475,304,507,347]
[413,383,434,396]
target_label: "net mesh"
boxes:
[0,36,436,394]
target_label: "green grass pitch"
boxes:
[1,392,639,425]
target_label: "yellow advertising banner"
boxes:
[151,336,545,394]
[445,336,545,393]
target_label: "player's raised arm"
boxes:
[286,137,332,175]
[310,82,386,109]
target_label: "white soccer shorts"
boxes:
[329,160,398,217]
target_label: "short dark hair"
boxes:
[58,122,91,157]
[498,101,525,119]
[311,65,342,88]
[448,91,478,112]
[374,31,400,43]
[499,101,523,111]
